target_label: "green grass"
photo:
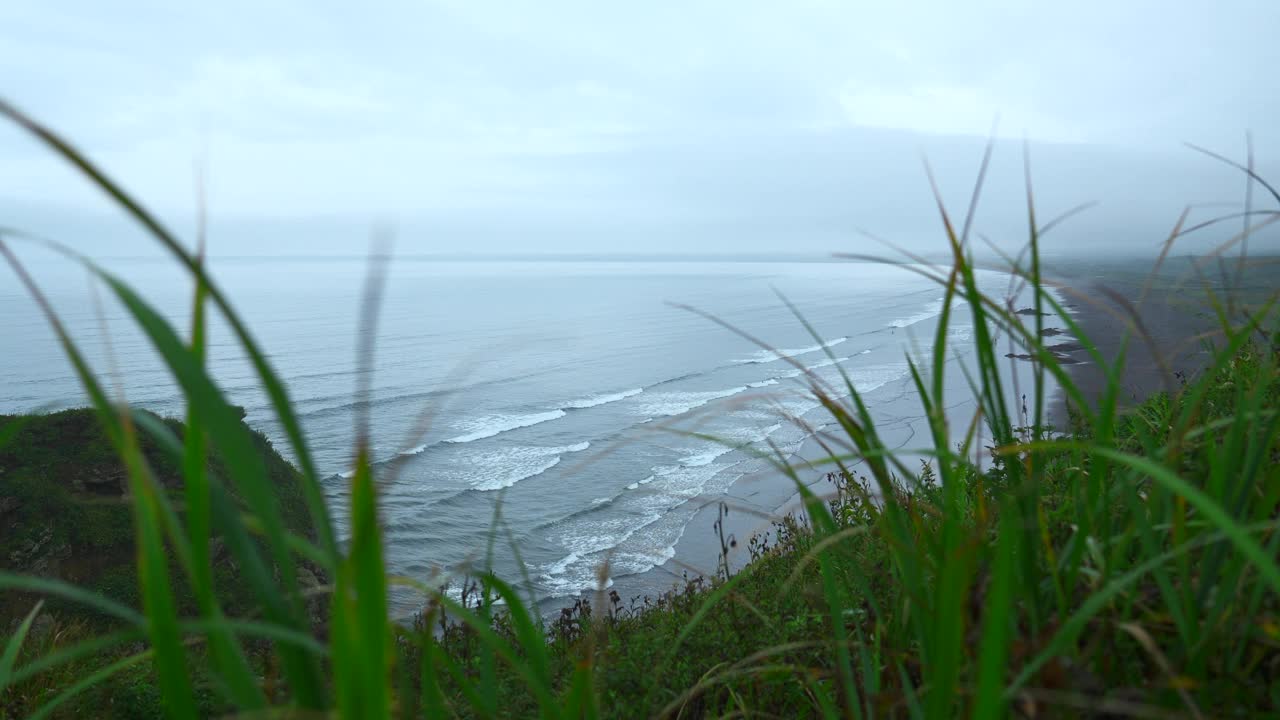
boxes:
[1,101,1278,718]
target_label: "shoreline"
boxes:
[1043,256,1250,424]
[603,277,1068,606]
[606,255,1261,608]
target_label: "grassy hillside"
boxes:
[0,408,319,625]
[0,409,326,718]
[1,102,1278,718]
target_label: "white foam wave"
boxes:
[780,355,852,378]
[730,422,784,443]
[543,552,580,577]
[616,543,677,573]
[807,355,851,371]
[887,299,944,328]
[593,514,693,583]
[635,386,748,418]
[562,388,643,409]
[747,378,779,388]
[445,409,566,443]
[646,461,736,501]
[680,445,735,467]
[543,511,664,578]
[398,443,428,456]
[851,365,910,394]
[466,442,591,491]
[483,456,560,490]
[540,460,748,596]
[802,363,907,398]
[777,396,823,417]
[534,361,918,596]
[678,423,784,467]
[734,337,847,364]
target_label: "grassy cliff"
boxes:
[1,408,319,626]
[0,408,326,718]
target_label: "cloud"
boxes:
[836,84,1086,143]
[105,56,394,141]
[0,0,1277,256]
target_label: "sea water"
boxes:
[1,256,1007,615]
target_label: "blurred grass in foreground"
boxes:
[0,101,1278,719]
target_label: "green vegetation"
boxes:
[0,409,325,717]
[1,101,1278,718]
[0,404,317,617]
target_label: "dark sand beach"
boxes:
[1046,254,1280,425]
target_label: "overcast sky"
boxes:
[2,1,1278,256]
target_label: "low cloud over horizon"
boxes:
[2,1,1278,257]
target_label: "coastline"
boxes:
[615,255,1272,605]
[1045,255,1279,425]
[612,274,1068,604]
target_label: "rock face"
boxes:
[76,467,124,494]
[10,520,51,566]
[295,564,330,632]
[29,612,54,641]
[296,565,321,589]
[8,525,53,568]
[6,524,71,579]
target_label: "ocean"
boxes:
[1,256,1004,616]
